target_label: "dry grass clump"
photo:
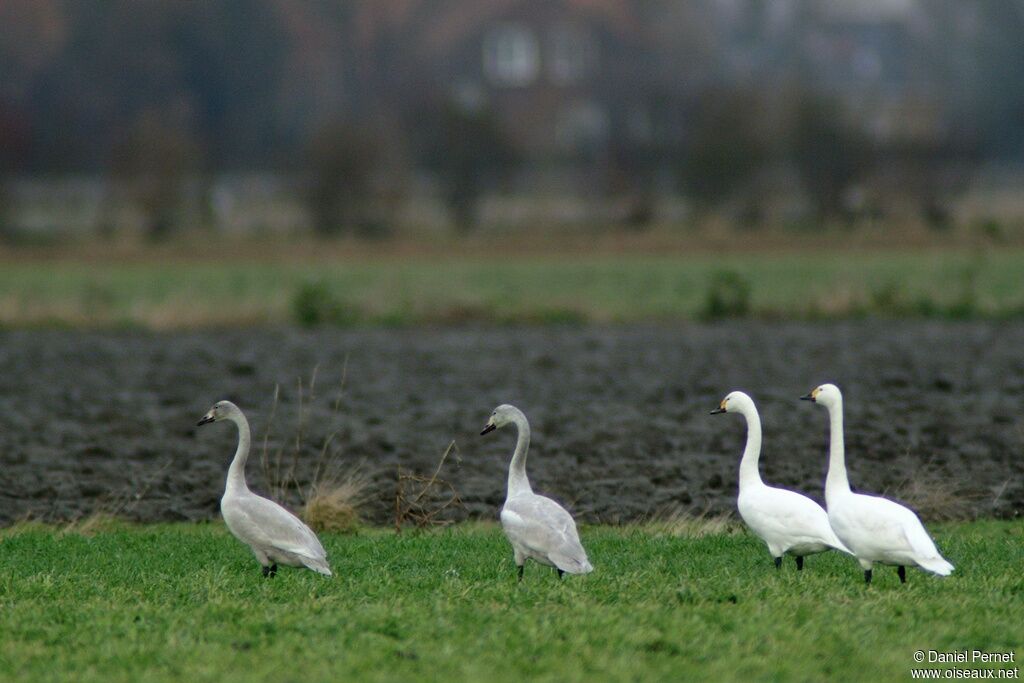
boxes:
[0,514,49,539]
[302,470,370,534]
[394,440,463,532]
[887,466,987,523]
[60,512,127,537]
[642,504,739,537]
[259,360,372,531]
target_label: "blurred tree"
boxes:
[304,121,408,238]
[108,111,201,240]
[0,104,31,241]
[872,137,977,231]
[680,89,768,216]
[17,0,295,172]
[0,160,11,241]
[608,140,659,231]
[420,101,518,233]
[789,96,873,223]
[958,3,1024,160]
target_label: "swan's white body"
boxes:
[483,405,593,577]
[807,384,953,580]
[199,401,332,577]
[715,392,850,567]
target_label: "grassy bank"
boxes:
[0,521,1021,682]
[0,249,1022,328]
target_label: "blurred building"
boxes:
[350,1,663,161]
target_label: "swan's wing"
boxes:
[837,494,952,573]
[742,487,848,551]
[502,494,592,574]
[229,494,327,561]
[835,494,923,555]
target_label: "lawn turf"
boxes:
[0,520,1021,682]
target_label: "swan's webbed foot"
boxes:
[897,566,906,584]
[262,563,278,578]
[774,556,782,570]
[864,569,873,585]
[796,556,804,571]
[556,568,564,580]
[517,565,524,582]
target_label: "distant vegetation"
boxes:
[2,2,1022,238]
[0,248,1022,329]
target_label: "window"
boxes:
[483,23,540,87]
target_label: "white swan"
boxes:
[712,391,851,570]
[481,404,593,580]
[802,384,953,584]
[198,400,332,578]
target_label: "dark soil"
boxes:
[0,322,1021,526]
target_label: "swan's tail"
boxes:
[829,538,855,556]
[820,527,854,556]
[918,555,954,576]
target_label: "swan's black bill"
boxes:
[480,424,496,435]
[799,393,816,402]
[197,415,215,426]
[709,407,726,415]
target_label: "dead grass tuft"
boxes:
[642,504,739,537]
[259,359,371,529]
[394,440,463,532]
[302,469,369,534]
[60,512,127,537]
[887,465,987,523]
[0,514,49,538]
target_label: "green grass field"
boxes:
[1,521,1020,682]
[1,249,1023,328]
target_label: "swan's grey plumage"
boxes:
[198,400,332,577]
[482,404,593,579]
[802,384,953,584]
[712,391,851,569]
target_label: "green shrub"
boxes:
[868,280,904,315]
[702,269,751,319]
[292,281,360,327]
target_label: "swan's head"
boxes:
[197,400,239,426]
[800,383,842,407]
[481,404,521,435]
[710,390,754,415]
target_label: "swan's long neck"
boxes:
[225,411,252,495]
[824,399,851,502]
[737,403,763,490]
[507,412,533,496]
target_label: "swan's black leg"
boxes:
[796,556,804,571]
[262,565,272,578]
[774,556,782,570]
[557,569,564,579]
[517,565,524,582]
[897,566,906,584]
[864,569,873,585]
